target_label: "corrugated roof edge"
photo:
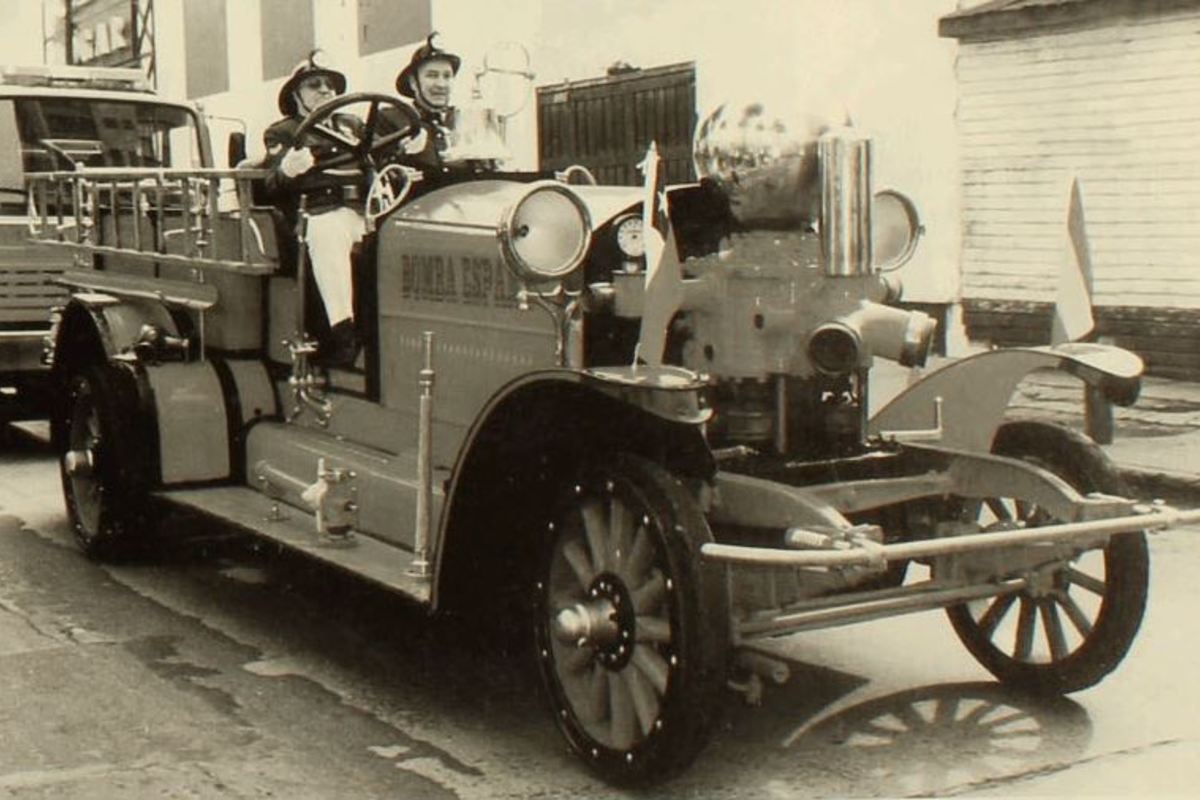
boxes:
[939,0,1200,39]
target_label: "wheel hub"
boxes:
[551,573,637,669]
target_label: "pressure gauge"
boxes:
[614,214,645,259]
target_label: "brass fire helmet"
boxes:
[692,99,831,230]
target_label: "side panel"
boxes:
[376,223,559,463]
[146,362,230,483]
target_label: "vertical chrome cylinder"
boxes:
[819,128,874,277]
[411,330,435,579]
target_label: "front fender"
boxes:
[52,294,183,378]
[431,366,714,611]
[868,343,1143,453]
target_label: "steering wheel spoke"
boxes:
[293,92,423,179]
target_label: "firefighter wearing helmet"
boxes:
[262,51,366,367]
[392,33,461,173]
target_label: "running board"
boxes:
[157,485,432,604]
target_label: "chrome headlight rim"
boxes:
[873,188,923,273]
[498,180,593,283]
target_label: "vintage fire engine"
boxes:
[0,65,206,427]
[26,90,1200,785]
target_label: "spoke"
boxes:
[608,672,635,750]
[858,720,902,742]
[980,709,1026,730]
[622,664,660,736]
[933,696,959,725]
[984,497,1014,522]
[1041,600,1070,661]
[361,100,379,153]
[631,643,670,695]
[975,593,1017,638]
[1057,592,1095,638]
[312,121,358,148]
[607,497,632,573]
[559,643,594,674]
[583,663,607,723]
[634,615,671,644]
[959,701,999,728]
[1014,499,1036,524]
[625,525,655,585]
[631,570,666,615]
[561,538,595,589]
[1066,566,1107,597]
[581,500,608,574]
[895,703,928,732]
[1013,597,1037,661]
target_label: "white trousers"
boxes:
[304,207,365,326]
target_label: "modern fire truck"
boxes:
[0,64,208,429]
[26,88,1200,785]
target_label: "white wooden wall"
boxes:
[957,5,1200,309]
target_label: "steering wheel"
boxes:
[292,92,422,174]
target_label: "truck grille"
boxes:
[0,264,69,329]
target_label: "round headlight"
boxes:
[873,189,923,272]
[613,213,645,259]
[501,183,592,282]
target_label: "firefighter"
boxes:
[391,33,461,174]
[263,51,365,367]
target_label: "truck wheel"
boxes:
[60,365,150,559]
[946,421,1149,695]
[534,453,730,786]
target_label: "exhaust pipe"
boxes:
[819,127,873,278]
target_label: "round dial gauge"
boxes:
[615,215,645,259]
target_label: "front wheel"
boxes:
[59,365,152,559]
[946,421,1149,695]
[534,453,730,786]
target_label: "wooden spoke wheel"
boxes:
[947,421,1149,695]
[534,453,729,786]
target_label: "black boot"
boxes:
[324,319,360,368]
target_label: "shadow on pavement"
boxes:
[784,681,1092,796]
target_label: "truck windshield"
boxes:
[16,98,201,170]
[0,97,202,214]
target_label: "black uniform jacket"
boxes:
[262,112,366,217]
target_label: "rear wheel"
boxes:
[946,421,1149,694]
[534,453,729,786]
[60,365,152,559]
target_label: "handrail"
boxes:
[25,167,275,275]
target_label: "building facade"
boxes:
[942,0,1200,378]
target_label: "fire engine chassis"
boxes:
[27,108,1200,785]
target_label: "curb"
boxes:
[1119,467,1200,509]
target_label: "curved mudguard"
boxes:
[429,364,713,606]
[868,343,1143,454]
[52,293,184,372]
[54,294,277,485]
